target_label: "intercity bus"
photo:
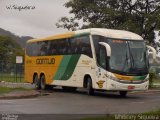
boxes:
[25,28,156,97]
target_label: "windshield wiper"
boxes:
[122,49,130,72]
[127,42,135,69]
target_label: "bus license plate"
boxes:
[128,86,135,90]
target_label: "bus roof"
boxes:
[27,32,75,43]
[27,28,143,43]
[76,28,143,40]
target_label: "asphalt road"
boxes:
[0,88,160,119]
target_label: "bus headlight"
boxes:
[106,74,149,83]
[107,75,119,81]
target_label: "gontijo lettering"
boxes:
[36,58,55,64]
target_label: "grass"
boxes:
[81,109,160,120]
[144,109,160,115]
[0,73,24,83]
[0,86,13,94]
[0,86,31,94]
[153,78,160,83]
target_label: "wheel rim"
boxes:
[34,76,39,89]
[40,76,45,90]
[87,78,92,95]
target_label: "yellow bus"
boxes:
[25,28,156,97]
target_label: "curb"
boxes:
[0,90,40,99]
[130,89,160,94]
[0,81,34,89]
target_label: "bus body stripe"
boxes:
[114,73,147,81]
[61,55,80,80]
[53,55,72,80]
[134,75,147,80]
[53,55,80,80]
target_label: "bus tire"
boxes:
[86,77,94,95]
[119,91,127,97]
[40,75,46,90]
[33,75,40,90]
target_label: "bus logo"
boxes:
[36,58,55,64]
[96,80,105,88]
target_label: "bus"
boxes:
[25,28,156,97]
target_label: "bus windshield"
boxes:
[109,40,149,75]
[92,35,149,75]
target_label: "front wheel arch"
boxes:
[83,75,94,95]
[83,75,93,88]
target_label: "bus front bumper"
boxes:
[106,80,149,91]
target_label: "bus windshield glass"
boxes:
[92,35,149,75]
[109,40,148,75]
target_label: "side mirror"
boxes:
[99,42,111,57]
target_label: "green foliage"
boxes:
[144,109,160,115]
[0,36,23,64]
[0,86,31,94]
[0,73,24,83]
[0,86,13,94]
[56,0,160,46]
[149,67,156,88]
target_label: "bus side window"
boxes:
[71,35,92,57]
[39,41,49,56]
[98,46,107,69]
[75,39,82,53]
[28,42,39,56]
[70,38,79,54]
[66,38,71,54]
[48,41,57,55]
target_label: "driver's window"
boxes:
[98,46,107,69]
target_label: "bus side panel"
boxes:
[52,55,96,88]
[25,54,96,88]
[25,55,63,84]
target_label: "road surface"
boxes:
[0,88,160,119]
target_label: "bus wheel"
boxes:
[40,75,46,90]
[33,75,40,90]
[86,77,94,95]
[119,91,127,97]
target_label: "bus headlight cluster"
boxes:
[107,75,119,81]
[107,74,149,84]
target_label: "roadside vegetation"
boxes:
[0,86,31,94]
[149,66,160,88]
[0,73,24,83]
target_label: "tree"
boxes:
[0,36,23,64]
[56,0,160,48]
